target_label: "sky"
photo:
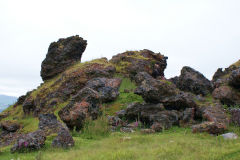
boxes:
[0,0,239,97]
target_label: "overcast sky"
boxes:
[0,0,239,97]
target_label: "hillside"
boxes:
[0,35,240,160]
[0,95,17,112]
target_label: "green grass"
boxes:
[103,76,144,115]
[1,127,240,160]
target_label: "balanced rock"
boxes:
[41,35,87,81]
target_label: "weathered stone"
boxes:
[135,72,197,110]
[41,35,87,81]
[0,121,20,133]
[11,130,46,153]
[192,122,226,135]
[171,66,213,96]
[228,68,240,89]
[120,127,134,133]
[86,77,122,103]
[110,50,167,78]
[22,96,35,115]
[59,87,101,131]
[230,108,240,126]
[52,127,74,148]
[212,86,240,106]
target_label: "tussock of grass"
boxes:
[1,127,240,160]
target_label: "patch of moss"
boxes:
[103,75,144,116]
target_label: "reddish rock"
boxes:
[192,122,226,135]
[41,35,87,81]
[212,86,240,106]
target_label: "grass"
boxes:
[1,127,240,160]
[103,76,144,116]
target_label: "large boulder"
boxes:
[11,130,46,153]
[212,86,240,106]
[22,96,35,115]
[134,72,197,110]
[41,35,87,81]
[59,87,101,131]
[171,66,213,96]
[192,104,229,135]
[86,77,122,102]
[110,50,167,78]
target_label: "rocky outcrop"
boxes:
[230,108,240,126]
[0,121,20,133]
[170,66,213,96]
[110,50,167,78]
[59,87,101,131]
[22,96,35,115]
[41,35,87,81]
[134,72,196,110]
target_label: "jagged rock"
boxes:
[212,86,240,106]
[230,108,240,126]
[171,66,213,96]
[86,77,122,102]
[228,68,240,89]
[41,35,87,81]
[52,127,74,148]
[212,65,238,83]
[59,87,101,131]
[192,122,226,135]
[192,104,229,135]
[110,50,167,78]
[134,72,197,110]
[11,130,46,153]
[22,96,35,115]
[125,103,165,122]
[0,121,20,133]
[221,133,238,140]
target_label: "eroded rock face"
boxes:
[11,130,46,153]
[41,35,87,81]
[110,50,167,78]
[171,66,213,96]
[86,77,122,102]
[134,72,197,110]
[58,87,101,131]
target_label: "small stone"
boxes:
[221,133,238,140]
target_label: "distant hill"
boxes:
[0,94,17,112]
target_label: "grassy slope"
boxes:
[1,127,240,160]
